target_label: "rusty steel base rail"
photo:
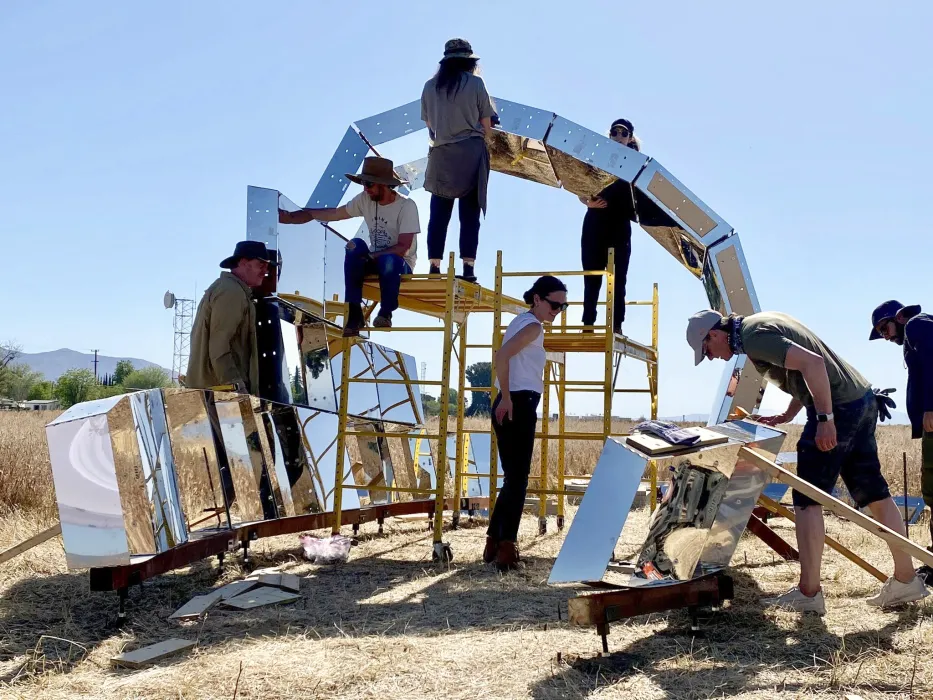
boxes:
[567,571,735,652]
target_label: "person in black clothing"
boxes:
[579,118,641,335]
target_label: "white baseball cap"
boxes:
[686,310,724,365]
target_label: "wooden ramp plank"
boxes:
[221,587,301,610]
[0,523,62,565]
[111,638,196,668]
[743,447,933,569]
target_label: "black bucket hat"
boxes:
[220,240,275,269]
[869,299,922,340]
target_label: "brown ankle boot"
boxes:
[483,536,499,564]
[496,541,519,572]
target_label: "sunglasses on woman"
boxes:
[544,298,569,312]
[610,127,631,138]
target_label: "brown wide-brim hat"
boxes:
[346,156,406,188]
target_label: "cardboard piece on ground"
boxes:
[743,447,933,569]
[221,587,301,610]
[169,592,223,620]
[626,427,729,456]
[279,573,301,592]
[216,580,259,600]
[111,638,196,668]
[245,566,283,581]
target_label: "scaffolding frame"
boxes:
[328,249,659,558]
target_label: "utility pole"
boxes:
[92,349,99,382]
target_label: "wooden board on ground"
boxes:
[111,638,196,668]
[743,447,933,569]
[169,592,223,620]
[0,523,62,566]
[279,573,301,593]
[221,587,301,610]
[626,427,729,456]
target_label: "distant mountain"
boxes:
[18,349,171,381]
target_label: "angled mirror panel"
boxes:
[549,439,644,584]
[370,343,424,426]
[48,395,124,426]
[492,98,554,141]
[299,321,337,412]
[708,355,765,426]
[235,396,280,520]
[247,185,279,250]
[408,431,437,494]
[276,193,326,302]
[545,116,648,186]
[268,402,322,514]
[633,160,732,247]
[354,100,424,146]
[298,408,361,511]
[130,390,187,550]
[395,157,429,193]
[46,413,130,568]
[704,235,760,316]
[306,126,368,209]
[253,405,292,517]
[106,396,158,555]
[323,227,351,316]
[635,189,706,278]
[162,388,229,532]
[463,432,502,498]
[213,394,265,522]
[347,420,391,505]
[332,342,382,421]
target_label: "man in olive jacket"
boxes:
[186,241,273,393]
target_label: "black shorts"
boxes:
[793,390,891,509]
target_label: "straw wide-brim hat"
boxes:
[345,156,405,188]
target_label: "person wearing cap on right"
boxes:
[870,299,933,582]
[421,38,495,283]
[578,118,641,335]
[686,308,929,613]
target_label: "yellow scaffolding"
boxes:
[328,249,659,559]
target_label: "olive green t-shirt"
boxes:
[740,312,871,407]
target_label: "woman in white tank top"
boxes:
[486,275,568,571]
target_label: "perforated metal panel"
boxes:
[306,127,369,209]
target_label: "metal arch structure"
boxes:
[309,97,765,424]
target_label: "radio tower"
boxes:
[420,361,427,397]
[163,291,194,383]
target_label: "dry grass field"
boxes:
[1,410,932,699]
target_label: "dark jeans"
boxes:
[581,218,632,329]
[488,390,540,542]
[344,239,410,316]
[793,390,891,509]
[427,189,481,261]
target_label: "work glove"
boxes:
[873,387,897,423]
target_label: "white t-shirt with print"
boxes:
[494,312,545,394]
[345,192,419,270]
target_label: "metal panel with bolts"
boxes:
[353,99,424,146]
[544,115,649,188]
[306,126,369,209]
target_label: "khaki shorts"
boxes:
[922,432,933,508]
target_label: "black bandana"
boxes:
[729,315,745,355]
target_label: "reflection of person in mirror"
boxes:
[421,38,495,283]
[687,309,929,613]
[487,276,568,572]
[279,157,419,337]
[186,240,273,394]
[253,248,292,404]
[869,299,933,582]
[578,118,641,336]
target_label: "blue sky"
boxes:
[2,1,930,419]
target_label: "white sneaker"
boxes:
[866,576,931,608]
[762,586,826,615]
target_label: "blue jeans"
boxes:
[344,239,410,316]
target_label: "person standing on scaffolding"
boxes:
[421,38,495,283]
[486,276,568,572]
[579,119,641,335]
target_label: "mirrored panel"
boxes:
[332,342,381,421]
[370,343,424,426]
[162,388,230,532]
[323,226,349,316]
[247,185,279,250]
[347,420,391,505]
[298,407,361,511]
[408,430,438,494]
[213,394,266,522]
[46,410,131,568]
[548,439,644,584]
[464,432,503,498]
[130,390,187,549]
[544,116,648,187]
[267,402,322,515]
[276,193,326,302]
[299,321,338,412]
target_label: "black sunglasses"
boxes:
[610,127,631,138]
[543,298,569,312]
[361,179,378,188]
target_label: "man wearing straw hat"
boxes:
[279,156,420,336]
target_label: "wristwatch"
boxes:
[816,412,834,423]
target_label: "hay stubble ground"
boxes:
[1,412,932,699]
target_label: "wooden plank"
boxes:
[279,573,301,593]
[111,638,196,668]
[0,523,62,565]
[757,494,887,583]
[743,447,933,569]
[626,427,728,456]
[215,580,258,600]
[745,513,799,562]
[169,592,223,620]
[221,587,301,610]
